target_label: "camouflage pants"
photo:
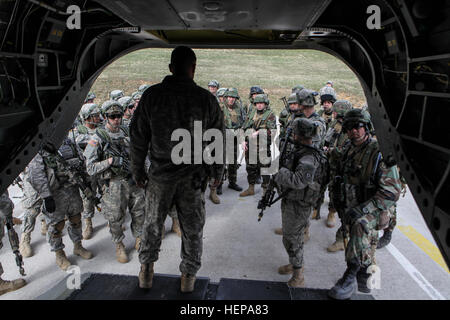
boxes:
[345,213,379,268]
[0,191,14,251]
[139,174,206,275]
[101,178,145,243]
[20,181,44,234]
[245,146,271,187]
[80,177,99,219]
[281,199,312,269]
[43,186,83,252]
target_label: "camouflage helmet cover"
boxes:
[224,87,239,99]
[319,86,337,104]
[216,87,227,97]
[252,93,269,105]
[208,80,220,88]
[80,103,100,120]
[138,84,150,92]
[296,89,318,107]
[131,91,142,101]
[343,108,372,131]
[332,99,353,118]
[101,100,123,116]
[118,96,135,109]
[287,93,299,104]
[84,92,96,102]
[291,85,305,94]
[293,118,318,139]
[110,89,124,101]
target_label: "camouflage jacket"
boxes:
[129,75,225,183]
[324,119,349,172]
[223,101,246,130]
[318,108,333,131]
[83,125,130,181]
[306,112,326,149]
[28,139,83,197]
[242,107,276,148]
[336,137,402,220]
[73,124,97,151]
[122,116,132,128]
[275,144,323,205]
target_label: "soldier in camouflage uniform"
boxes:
[138,84,150,93]
[240,94,277,197]
[27,137,94,270]
[208,80,220,96]
[323,100,353,233]
[209,87,244,204]
[216,87,227,106]
[110,89,124,101]
[318,86,337,131]
[83,100,145,263]
[118,96,136,128]
[328,109,402,299]
[274,118,328,287]
[18,168,47,258]
[73,103,102,240]
[0,191,27,295]
[130,46,225,292]
[242,86,264,118]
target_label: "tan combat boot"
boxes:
[180,273,196,293]
[0,277,27,296]
[82,218,93,240]
[327,240,345,252]
[209,188,220,204]
[171,218,182,237]
[287,267,305,288]
[274,227,283,235]
[311,209,319,220]
[135,237,141,251]
[326,209,337,228]
[41,219,48,236]
[239,184,255,197]
[73,242,93,259]
[115,242,128,263]
[19,233,32,258]
[55,249,71,271]
[304,226,310,243]
[13,217,22,225]
[139,263,154,289]
[278,264,293,275]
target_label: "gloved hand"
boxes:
[111,156,123,167]
[344,207,364,226]
[43,196,56,213]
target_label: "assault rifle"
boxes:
[257,126,293,221]
[332,175,348,249]
[280,96,289,112]
[5,217,25,276]
[104,142,131,173]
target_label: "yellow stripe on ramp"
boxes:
[397,225,450,274]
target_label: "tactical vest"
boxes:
[223,103,244,129]
[95,127,130,178]
[340,138,381,208]
[284,145,329,205]
[244,108,273,130]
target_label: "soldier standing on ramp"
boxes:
[130,46,224,293]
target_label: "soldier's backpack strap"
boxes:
[243,108,257,130]
[95,128,111,147]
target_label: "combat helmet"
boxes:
[294,118,318,139]
[138,84,150,92]
[319,86,337,104]
[252,93,269,105]
[291,85,305,94]
[249,86,264,98]
[332,100,353,118]
[217,87,227,97]
[224,87,240,99]
[343,108,372,132]
[287,93,299,105]
[296,89,318,107]
[208,80,220,88]
[131,91,142,101]
[118,96,135,110]
[101,100,123,116]
[110,90,124,101]
[80,103,100,120]
[84,92,96,103]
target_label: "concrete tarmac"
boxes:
[1,170,449,300]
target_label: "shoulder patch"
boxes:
[88,139,98,147]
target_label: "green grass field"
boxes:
[91,48,366,115]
